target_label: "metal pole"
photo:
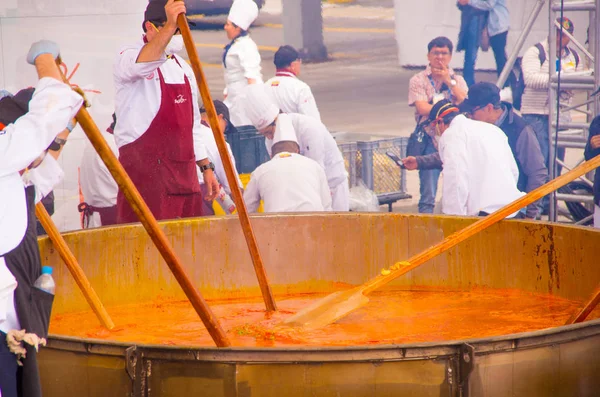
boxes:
[548,0,558,222]
[552,20,595,61]
[496,0,547,88]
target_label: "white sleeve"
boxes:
[318,166,333,210]
[0,78,83,177]
[0,258,17,324]
[522,45,549,89]
[304,126,327,169]
[297,85,321,121]
[184,63,209,161]
[243,173,261,212]
[239,41,262,81]
[113,46,167,84]
[22,155,64,203]
[440,132,469,216]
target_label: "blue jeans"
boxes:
[523,114,550,169]
[522,114,565,174]
[418,143,441,214]
[462,16,480,87]
[522,114,565,213]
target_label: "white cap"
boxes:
[273,113,298,144]
[244,84,279,130]
[228,0,259,31]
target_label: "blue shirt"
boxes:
[469,0,509,37]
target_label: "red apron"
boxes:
[116,58,203,224]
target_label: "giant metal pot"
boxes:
[37,214,600,396]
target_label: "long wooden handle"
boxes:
[177,13,277,312]
[35,203,115,330]
[62,73,231,347]
[565,284,600,324]
[362,154,600,295]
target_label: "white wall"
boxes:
[394,0,592,69]
[1,0,147,231]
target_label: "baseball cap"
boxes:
[557,17,574,34]
[0,87,34,126]
[459,82,501,113]
[144,0,196,26]
[200,100,236,134]
[274,45,299,69]
[428,99,459,123]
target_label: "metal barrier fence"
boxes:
[339,137,409,195]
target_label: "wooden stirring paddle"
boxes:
[283,154,600,331]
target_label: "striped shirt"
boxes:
[521,39,583,121]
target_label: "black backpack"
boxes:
[511,43,580,111]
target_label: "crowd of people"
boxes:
[1,2,599,395]
[403,13,599,227]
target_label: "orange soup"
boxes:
[49,288,599,347]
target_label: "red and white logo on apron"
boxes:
[174,94,187,104]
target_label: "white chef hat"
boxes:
[244,84,279,131]
[228,0,259,31]
[273,113,298,145]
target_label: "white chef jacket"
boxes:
[0,77,82,331]
[0,77,83,256]
[223,35,263,126]
[113,38,208,161]
[79,131,119,227]
[22,154,64,203]
[265,72,321,121]
[196,123,242,194]
[438,115,525,217]
[0,257,17,332]
[244,152,332,212]
[265,114,348,189]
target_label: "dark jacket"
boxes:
[416,104,549,218]
[4,186,53,397]
[584,126,600,206]
[416,152,443,171]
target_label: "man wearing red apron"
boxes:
[113,0,218,223]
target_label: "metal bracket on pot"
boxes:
[126,346,138,381]
[459,343,475,397]
[126,345,152,397]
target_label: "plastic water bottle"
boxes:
[33,266,55,295]
[215,185,236,215]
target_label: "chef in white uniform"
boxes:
[113,0,218,224]
[198,100,243,215]
[0,40,83,397]
[265,45,321,121]
[223,0,262,126]
[244,114,332,212]
[244,84,349,211]
[429,100,525,218]
[79,114,119,228]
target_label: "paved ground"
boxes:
[188,0,589,217]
